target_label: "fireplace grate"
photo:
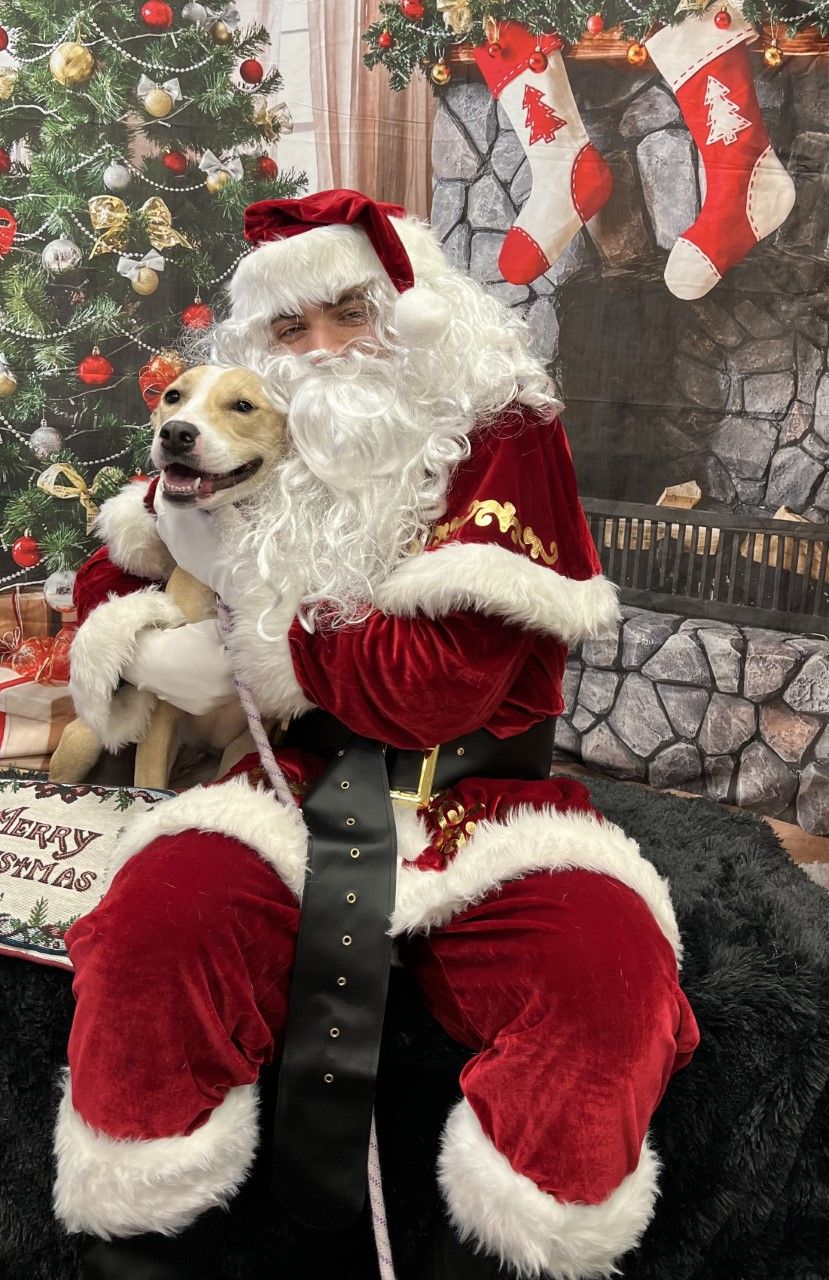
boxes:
[583,499,829,636]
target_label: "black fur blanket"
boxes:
[1,778,827,1280]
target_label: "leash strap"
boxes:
[272,736,398,1230]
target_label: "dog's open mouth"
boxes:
[161,459,263,502]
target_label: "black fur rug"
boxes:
[1,777,827,1280]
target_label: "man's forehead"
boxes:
[274,288,368,320]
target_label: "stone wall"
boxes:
[556,606,829,833]
[432,61,829,517]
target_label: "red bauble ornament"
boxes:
[181,300,214,329]
[239,58,264,84]
[378,30,394,48]
[0,149,11,175]
[11,534,42,569]
[131,472,150,483]
[255,155,279,179]
[0,207,17,255]
[163,148,188,175]
[528,50,548,72]
[714,6,732,28]
[11,635,50,678]
[46,626,74,683]
[586,14,605,35]
[0,28,8,52]
[401,0,425,18]
[77,350,114,386]
[140,1,174,29]
[139,350,186,408]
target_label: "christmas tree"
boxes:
[0,0,306,602]
[704,75,751,147]
[522,84,565,146]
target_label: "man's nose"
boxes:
[304,317,350,354]
[159,420,200,455]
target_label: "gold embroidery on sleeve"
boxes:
[430,499,559,566]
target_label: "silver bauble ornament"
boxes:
[43,568,76,613]
[182,2,209,24]
[42,236,82,274]
[103,160,131,192]
[29,424,63,459]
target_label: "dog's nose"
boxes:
[159,419,200,455]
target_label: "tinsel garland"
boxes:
[364,0,829,90]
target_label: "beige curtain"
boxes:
[308,0,435,218]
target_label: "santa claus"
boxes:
[54,190,699,1280]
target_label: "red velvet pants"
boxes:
[65,826,698,1217]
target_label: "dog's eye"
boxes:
[164,388,181,404]
[234,400,255,414]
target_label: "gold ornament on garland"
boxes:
[36,462,123,534]
[250,94,293,141]
[0,67,18,101]
[626,40,648,65]
[435,0,472,35]
[209,4,241,43]
[764,40,783,67]
[88,195,193,257]
[199,149,244,192]
[431,60,452,85]
[0,353,17,398]
[117,250,165,295]
[136,74,182,119]
[49,41,95,86]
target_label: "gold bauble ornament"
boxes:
[626,41,648,66]
[131,267,160,296]
[143,87,175,118]
[763,42,783,68]
[205,169,231,193]
[0,67,18,101]
[49,42,95,86]
[430,60,452,85]
[0,367,18,397]
[211,20,232,43]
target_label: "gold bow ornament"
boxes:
[37,463,124,534]
[435,0,472,34]
[136,74,182,118]
[88,195,192,257]
[199,149,244,183]
[0,67,18,101]
[117,248,166,282]
[251,95,293,141]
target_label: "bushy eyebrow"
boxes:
[272,289,370,324]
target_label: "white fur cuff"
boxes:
[94,480,175,581]
[69,589,186,752]
[53,1074,259,1239]
[438,1098,660,1279]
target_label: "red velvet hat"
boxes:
[236,188,450,343]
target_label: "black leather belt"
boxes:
[272,713,556,1229]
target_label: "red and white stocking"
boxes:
[473,23,613,286]
[646,2,796,300]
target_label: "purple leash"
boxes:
[217,602,396,1280]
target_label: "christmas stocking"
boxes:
[472,22,613,286]
[645,2,795,300]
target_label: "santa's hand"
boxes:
[154,492,239,604]
[122,619,236,717]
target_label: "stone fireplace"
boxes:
[431,54,829,831]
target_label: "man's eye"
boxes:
[164,388,181,404]
[234,400,254,413]
[341,307,370,324]
[275,323,303,341]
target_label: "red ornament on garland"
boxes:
[0,149,11,175]
[139,350,187,409]
[586,14,605,35]
[528,49,548,72]
[714,6,732,28]
[163,148,188,175]
[11,534,42,568]
[77,349,114,386]
[181,299,214,329]
[140,1,174,29]
[255,155,279,179]
[401,0,425,18]
[239,58,264,84]
[0,207,17,256]
[378,30,394,49]
[0,28,8,52]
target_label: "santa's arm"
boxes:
[288,609,536,750]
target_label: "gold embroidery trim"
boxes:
[430,499,558,567]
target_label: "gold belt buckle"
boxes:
[389,744,440,808]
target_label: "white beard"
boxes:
[226,345,473,629]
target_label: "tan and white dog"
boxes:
[49,365,287,790]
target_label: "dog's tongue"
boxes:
[163,464,214,498]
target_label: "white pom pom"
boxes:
[393,285,451,346]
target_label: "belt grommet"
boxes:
[342,935,352,946]
[346,817,356,826]
[329,1027,340,1038]
[340,780,350,790]
[324,1073,334,1084]
[350,848,360,858]
[337,976,347,986]
[346,892,357,903]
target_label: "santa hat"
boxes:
[229,188,451,345]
